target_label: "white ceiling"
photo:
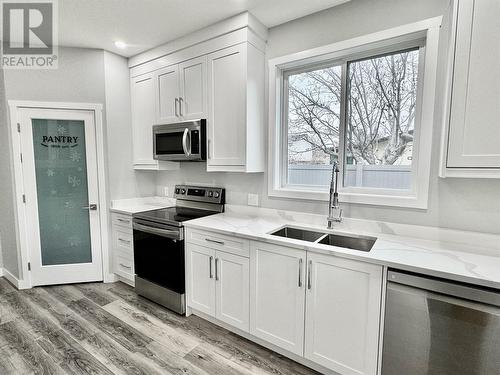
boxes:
[58,0,349,57]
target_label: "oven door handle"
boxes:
[182,128,191,157]
[133,222,181,240]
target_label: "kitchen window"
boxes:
[269,19,441,208]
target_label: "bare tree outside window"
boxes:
[286,49,419,190]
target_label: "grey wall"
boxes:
[1,47,156,278]
[156,0,500,235]
[0,68,20,276]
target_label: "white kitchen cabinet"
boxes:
[304,252,383,375]
[130,73,179,170]
[206,43,265,172]
[215,250,250,331]
[249,241,306,356]
[187,244,216,315]
[441,0,500,177]
[156,65,179,123]
[179,56,207,120]
[155,56,207,124]
[186,240,250,331]
[110,213,135,286]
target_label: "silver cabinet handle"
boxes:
[207,139,211,160]
[117,218,130,223]
[209,256,213,279]
[215,258,219,281]
[179,97,183,116]
[118,238,131,244]
[82,204,98,211]
[119,263,132,270]
[205,238,224,245]
[307,260,312,290]
[298,258,303,287]
[174,98,179,117]
[182,128,191,156]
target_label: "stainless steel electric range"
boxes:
[132,185,225,314]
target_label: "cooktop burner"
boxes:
[133,206,219,226]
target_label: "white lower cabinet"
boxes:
[186,233,383,375]
[249,241,306,356]
[111,213,135,286]
[304,252,383,375]
[187,242,250,331]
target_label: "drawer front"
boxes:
[113,230,133,254]
[187,229,249,257]
[114,253,134,280]
[112,213,133,230]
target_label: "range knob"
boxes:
[214,191,220,198]
[181,188,186,194]
[175,188,180,194]
[208,191,214,198]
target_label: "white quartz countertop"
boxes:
[184,205,500,289]
[110,197,176,215]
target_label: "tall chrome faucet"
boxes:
[327,161,342,229]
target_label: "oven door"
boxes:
[153,120,205,161]
[132,219,185,294]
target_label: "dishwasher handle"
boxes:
[388,270,500,308]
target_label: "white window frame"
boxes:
[268,18,442,209]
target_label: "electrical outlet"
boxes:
[157,186,169,197]
[247,193,259,207]
[162,187,169,197]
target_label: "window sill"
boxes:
[268,187,428,209]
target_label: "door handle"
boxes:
[82,204,98,211]
[209,256,213,279]
[307,260,312,290]
[215,258,219,281]
[174,98,179,117]
[179,97,183,116]
[298,258,303,287]
[182,128,191,156]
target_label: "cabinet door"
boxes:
[447,0,500,168]
[156,65,180,123]
[207,44,247,166]
[131,73,156,166]
[215,251,249,332]
[250,242,306,356]
[304,253,382,375]
[187,244,216,316]
[179,56,207,120]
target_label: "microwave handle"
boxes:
[182,128,191,156]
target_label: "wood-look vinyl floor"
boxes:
[0,278,320,375]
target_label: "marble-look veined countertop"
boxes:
[110,197,176,215]
[184,205,500,289]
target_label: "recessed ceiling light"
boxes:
[114,41,127,49]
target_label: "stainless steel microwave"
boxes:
[153,119,206,161]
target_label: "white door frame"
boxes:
[8,101,111,289]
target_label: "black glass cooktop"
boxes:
[133,206,218,226]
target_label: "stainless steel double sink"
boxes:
[270,226,376,252]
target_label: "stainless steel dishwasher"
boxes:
[382,270,500,375]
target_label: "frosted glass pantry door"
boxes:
[19,108,103,286]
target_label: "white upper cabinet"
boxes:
[206,43,265,172]
[179,56,207,120]
[156,65,180,123]
[250,241,306,356]
[130,72,179,170]
[131,73,155,167]
[442,0,500,177]
[304,252,382,375]
[129,14,267,173]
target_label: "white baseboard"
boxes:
[2,268,30,290]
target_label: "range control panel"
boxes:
[173,185,225,204]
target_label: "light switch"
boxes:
[248,193,259,206]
